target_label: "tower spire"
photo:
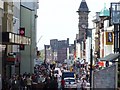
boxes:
[77,0,90,12]
[82,0,86,2]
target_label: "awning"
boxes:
[99,53,120,62]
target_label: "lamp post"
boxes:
[85,28,93,89]
[85,27,93,89]
[90,30,93,90]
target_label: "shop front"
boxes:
[2,32,30,78]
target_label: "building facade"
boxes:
[1,1,31,89]
[92,4,114,66]
[91,2,120,88]
[44,38,72,64]
[20,1,39,74]
[1,1,38,88]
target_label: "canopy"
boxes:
[99,53,120,62]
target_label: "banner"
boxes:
[106,32,113,45]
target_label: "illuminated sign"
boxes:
[19,28,25,50]
[20,28,25,36]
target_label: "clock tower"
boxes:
[77,0,90,59]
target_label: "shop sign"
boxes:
[7,52,16,62]
[106,32,113,45]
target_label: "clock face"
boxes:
[80,23,86,29]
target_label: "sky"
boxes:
[37,0,119,50]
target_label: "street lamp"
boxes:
[90,29,93,90]
[85,28,93,89]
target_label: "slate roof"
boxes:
[78,0,89,12]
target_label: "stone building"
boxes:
[45,38,72,64]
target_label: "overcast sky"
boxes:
[37,0,119,50]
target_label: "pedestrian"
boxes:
[61,79,65,90]
[81,78,87,90]
[26,75,32,90]
[49,78,54,88]
[11,76,19,90]
[20,75,27,90]
[43,76,51,90]
[86,73,89,82]
[8,77,13,90]
[77,79,81,90]
[53,77,58,90]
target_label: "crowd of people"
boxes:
[2,72,59,90]
[2,72,33,90]
[2,62,59,90]
[2,61,90,90]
